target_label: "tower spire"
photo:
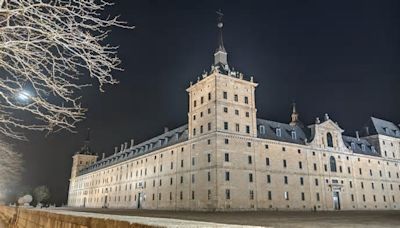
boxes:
[214,10,229,69]
[80,128,92,154]
[290,102,300,127]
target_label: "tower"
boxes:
[70,128,98,179]
[187,11,258,140]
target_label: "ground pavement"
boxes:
[58,208,400,228]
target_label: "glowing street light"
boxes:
[17,90,32,102]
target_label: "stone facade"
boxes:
[67,19,400,211]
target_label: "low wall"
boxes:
[0,206,155,228]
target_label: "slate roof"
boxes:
[256,118,308,145]
[78,125,188,176]
[342,135,380,157]
[362,117,400,138]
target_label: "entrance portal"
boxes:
[333,191,341,210]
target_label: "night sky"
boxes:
[15,0,400,205]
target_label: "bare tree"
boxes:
[0,139,23,203]
[33,185,50,206]
[0,0,131,140]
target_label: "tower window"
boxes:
[234,94,238,102]
[223,91,227,99]
[193,100,197,107]
[223,107,228,113]
[235,123,240,132]
[224,122,228,130]
[224,153,230,162]
[201,96,204,104]
[208,92,211,100]
[246,126,250,134]
[244,96,249,104]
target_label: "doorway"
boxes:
[333,191,341,210]
[137,193,141,209]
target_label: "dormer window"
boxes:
[327,132,333,147]
[291,131,297,140]
[371,146,376,153]
[259,125,266,134]
[361,144,366,152]
[276,128,282,137]
[383,127,388,133]
[351,142,356,150]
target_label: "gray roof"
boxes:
[342,135,380,157]
[256,118,308,145]
[78,125,188,176]
[362,117,400,138]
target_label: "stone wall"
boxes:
[0,206,154,228]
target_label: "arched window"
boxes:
[327,132,333,147]
[330,156,337,172]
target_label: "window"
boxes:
[201,96,204,104]
[224,107,228,113]
[249,173,253,182]
[291,131,297,140]
[207,172,211,182]
[224,122,228,130]
[268,191,272,200]
[192,157,195,166]
[207,154,211,163]
[284,192,289,200]
[266,157,270,166]
[235,123,240,132]
[267,175,271,183]
[316,193,320,201]
[248,156,252,164]
[300,177,304,185]
[283,159,287,168]
[246,125,250,134]
[313,163,317,171]
[208,122,211,131]
[180,160,184,168]
[299,161,303,169]
[330,156,337,172]
[249,190,254,200]
[200,125,203,133]
[315,178,319,186]
[208,190,211,200]
[244,96,249,104]
[193,100,197,107]
[223,91,227,99]
[327,132,333,147]
[276,128,282,137]
[235,109,239,115]
[208,92,211,100]
[224,138,229,144]
[192,191,195,200]
[225,189,231,199]
[225,171,230,181]
[246,112,250,117]
[259,125,266,134]
[301,192,305,201]
[234,94,238,101]
[225,153,230,162]
[349,181,353,188]
[191,174,195,183]
[284,176,288,184]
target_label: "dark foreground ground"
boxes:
[66,208,400,227]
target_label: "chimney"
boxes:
[120,143,124,152]
[355,131,360,140]
[114,147,118,154]
[324,113,329,121]
[124,142,128,151]
[130,139,135,148]
[102,153,105,160]
[164,127,169,133]
[365,126,370,136]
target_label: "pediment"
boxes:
[319,119,344,133]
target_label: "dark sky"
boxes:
[15,0,400,205]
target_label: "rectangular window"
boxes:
[208,92,211,100]
[315,178,319,186]
[299,161,303,169]
[226,189,231,199]
[208,122,211,131]
[284,191,289,200]
[244,96,249,104]
[192,157,195,166]
[224,107,228,113]
[300,177,304,185]
[267,174,271,183]
[191,174,195,183]
[223,91,227,99]
[317,193,320,201]
[225,171,230,181]
[349,181,353,188]
[181,160,184,168]
[246,112,250,117]
[224,122,228,130]
[225,153,230,162]
[234,94,238,101]
[248,155,252,164]
[313,163,317,171]
[207,154,211,163]
[208,190,211,200]
[301,192,305,201]
[283,160,287,168]
[192,191,195,200]
[284,176,288,184]
[180,191,183,200]
[249,173,253,182]
[235,109,239,115]
[268,191,272,200]
[201,96,204,104]
[266,157,270,166]
[180,176,183,184]
[246,126,250,134]
[351,194,354,202]
[235,123,240,132]
[207,172,211,182]
[249,190,254,200]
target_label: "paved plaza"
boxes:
[64,208,400,227]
